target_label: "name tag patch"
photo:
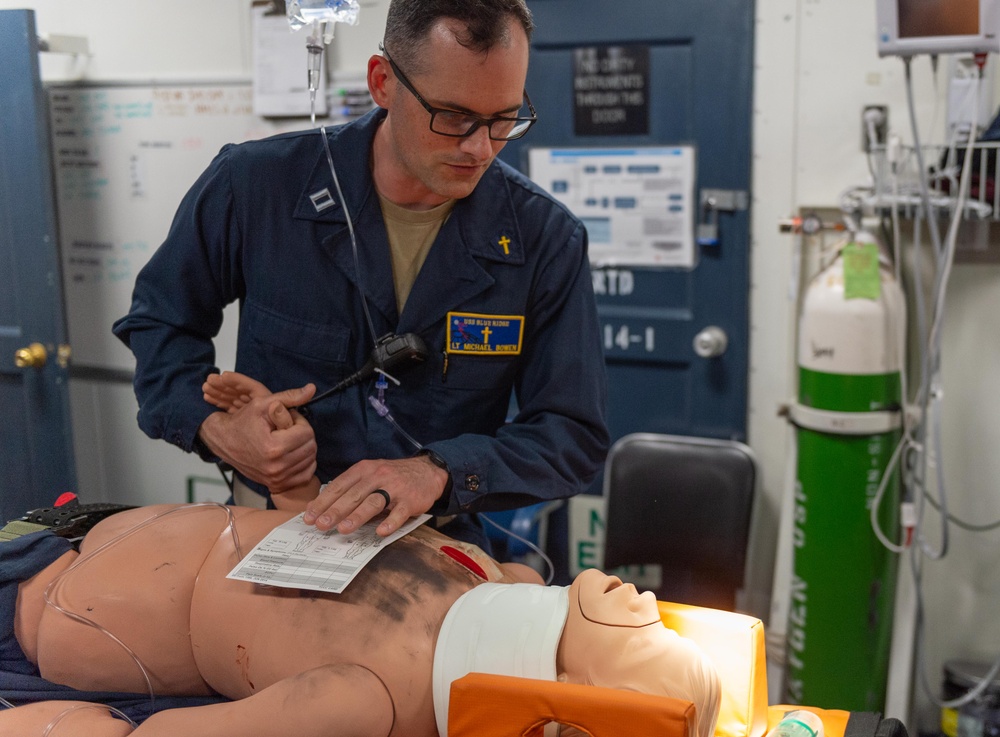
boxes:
[447,312,524,355]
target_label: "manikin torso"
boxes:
[16,505,512,737]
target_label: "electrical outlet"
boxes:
[862,105,888,152]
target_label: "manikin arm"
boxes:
[0,665,394,737]
[203,372,320,511]
[135,664,394,737]
[205,372,440,531]
[202,371,271,413]
[0,701,133,737]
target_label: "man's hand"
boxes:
[198,373,318,494]
[303,455,449,537]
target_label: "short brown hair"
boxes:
[384,0,533,72]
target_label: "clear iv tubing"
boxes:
[366,370,556,584]
[319,126,379,351]
[319,127,422,454]
[369,369,423,452]
[41,703,139,736]
[306,21,324,126]
[38,504,245,717]
[481,512,556,585]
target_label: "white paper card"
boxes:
[227,512,430,593]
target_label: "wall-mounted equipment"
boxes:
[876,0,1000,56]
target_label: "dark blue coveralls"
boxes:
[113,108,609,550]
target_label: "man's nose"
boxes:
[459,124,495,158]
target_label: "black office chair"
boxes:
[602,433,756,612]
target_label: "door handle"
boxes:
[693,327,728,358]
[14,342,47,368]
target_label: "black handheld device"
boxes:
[300,332,430,409]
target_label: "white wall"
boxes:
[5,0,1000,729]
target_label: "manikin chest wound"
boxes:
[432,583,570,737]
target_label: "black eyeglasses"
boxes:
[380,44,537,141]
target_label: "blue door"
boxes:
[0,10,77,521]
[501,0,754,446]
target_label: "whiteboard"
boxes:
[49,83,306,371]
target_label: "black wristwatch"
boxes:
[192,435,221,464]
[416,448,454,496]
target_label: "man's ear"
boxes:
[368,54,393,107]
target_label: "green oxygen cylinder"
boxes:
[784,233,905,711]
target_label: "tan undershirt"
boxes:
[378,191,455,313]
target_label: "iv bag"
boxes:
[285,0,360,32]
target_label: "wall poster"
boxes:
[528,146,697,268]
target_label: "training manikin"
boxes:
[1,503,720,737]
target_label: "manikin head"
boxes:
[557,569,722,737]
[433,569,721,737]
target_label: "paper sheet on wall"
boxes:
[528,146,697,268]
[227,512,430,593]
[252,5,327,117]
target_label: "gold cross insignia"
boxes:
[498,235,511,256]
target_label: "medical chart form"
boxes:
[227,513,431,593]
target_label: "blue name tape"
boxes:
[447,312,524,355]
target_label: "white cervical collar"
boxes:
[432,582,570,737]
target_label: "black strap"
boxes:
[844,712,884,737]
[875,718,910,737]
[1,501,136,547]
[844,712,909,737]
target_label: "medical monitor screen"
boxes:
[876,0,1000,55]
[899,0,978,38]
